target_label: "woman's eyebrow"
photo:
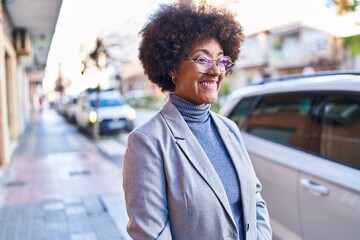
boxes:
[190,49,224,56]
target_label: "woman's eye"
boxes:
[219,59,229,66]
[196,56,209,64]
[219,57,232,67]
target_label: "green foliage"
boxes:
[126,94,164,110]
[219,78,232,97]
[211,77,233,113]
[344,35,360,56]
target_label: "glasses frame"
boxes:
[187,55,234,74]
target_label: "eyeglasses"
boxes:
[187,55,233,74]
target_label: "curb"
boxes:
[101,193,131,240]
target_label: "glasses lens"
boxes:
[218,56,233,73]
[195,56,212,73]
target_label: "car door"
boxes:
[227,93,317,240]
[242,132,306,240]
[299,93,360,240]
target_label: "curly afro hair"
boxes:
[138,3,244,92]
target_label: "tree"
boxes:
[99,28,140,93]
[332,0,359,15]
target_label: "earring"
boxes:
[171,77,175,85]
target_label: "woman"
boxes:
[123,3,272,240]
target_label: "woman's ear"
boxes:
[168,70,176,79]
[169,71,176,85]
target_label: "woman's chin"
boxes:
[202,96,218,105]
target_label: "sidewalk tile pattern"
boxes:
[4,152,123,205]
[0,109,130,240]
[0,196,125,240]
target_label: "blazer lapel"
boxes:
[159,100,234,221]
[211,113,251,225]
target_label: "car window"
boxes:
[319,94,360,168]
[246,94,314,150]
[90,98,125,107]
[227,97,255,129]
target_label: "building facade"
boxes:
[231,20,358,89]
[0,1,62,166]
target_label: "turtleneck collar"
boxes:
[169,93,211,123]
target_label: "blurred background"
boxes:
[1,0,360,165]
[0,1,359,239]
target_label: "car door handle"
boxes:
[300,178,329,196]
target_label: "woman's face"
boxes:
[171,38,226,106]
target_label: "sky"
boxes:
[44,0,176,92]
[43,0,344,93]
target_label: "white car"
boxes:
[64,95,78,123]
[220,71,360,240]
[76,89,136,135]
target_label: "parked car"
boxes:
[64,95,78,123]
[53,95,69,116]
[219,71,360,240]
[76,88,136,135]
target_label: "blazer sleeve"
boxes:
[255,177,272,240]
[123,130,172,240]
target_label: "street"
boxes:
[94,108,157,166]
[0,107,157,240]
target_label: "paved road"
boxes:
[90,108,157,166]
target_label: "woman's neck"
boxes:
[169,93,210,123]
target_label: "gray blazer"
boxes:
[123,99,272,240]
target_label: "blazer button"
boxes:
[247,223,250,232]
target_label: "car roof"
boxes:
[227,73,360,101]
[250,70,360,84]
[80,88,124,99]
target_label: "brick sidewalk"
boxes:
[0,108,130,240]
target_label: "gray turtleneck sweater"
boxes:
[170,93,244,239]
